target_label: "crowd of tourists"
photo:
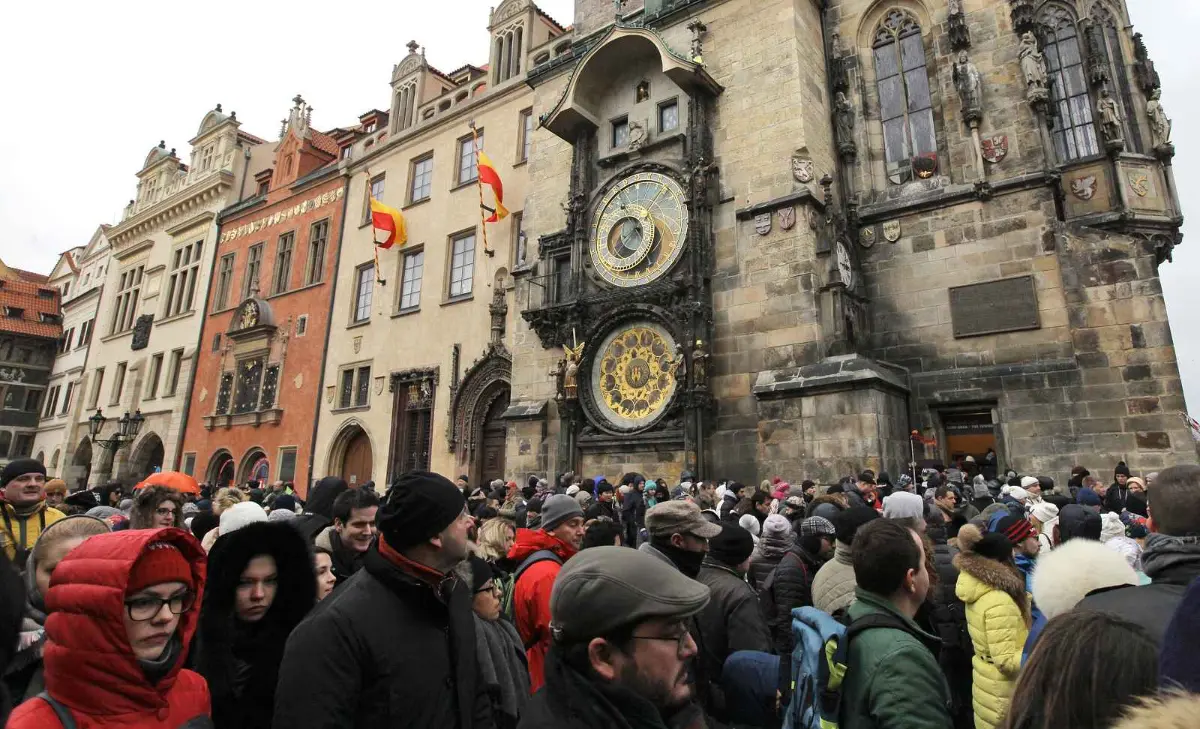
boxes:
[0,455,1197,729]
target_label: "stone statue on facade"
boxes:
[1097,88,1125,151]
[563,356,579,400]
[549,358,564,400]
[1148,88,1172,149]
[1018,32,1049,104]
[834,92,856,155]
[691,340,709,388]
[948,0,970,50]
[953,51,983,124]
[627,120,647,152]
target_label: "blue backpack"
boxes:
[783,606,910,729]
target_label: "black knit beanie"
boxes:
[0,459,45,488]
[379,471,466,549]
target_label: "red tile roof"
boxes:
[0,280,61,340]
[534,3,567,33]
[8,268,48,284]
[310,130,340,157]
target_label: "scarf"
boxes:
[540,645,702,729]
[1141,533,1200,583]
[652,541,705,579]
[473,615,529,722]
[139,634,182,686]
[377,534,446,587]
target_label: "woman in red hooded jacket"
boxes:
[7,528,211,729]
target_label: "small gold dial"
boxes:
[590,172,688,288]
[591,323,678,429]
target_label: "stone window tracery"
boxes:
[1089,5,1142,151]
[872,9,936,184]
[1039,4,1099,161]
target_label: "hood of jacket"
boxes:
[195,521,315,712]
[305,476,348,519]
[755,528,792,562]
[1141,533,1200,585]
[23,514,109,623]
[42,528,207,717]
[954,552,1030,624]
[507,527,578,564]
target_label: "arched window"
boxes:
[873,10,936,184]
[1040,5,1099,161]
[1091,5,1142,152]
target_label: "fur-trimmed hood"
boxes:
[1030,537,1137,620]
[1113,693,1200,729]
[953,523,1031,624]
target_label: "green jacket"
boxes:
[839,588,953,729]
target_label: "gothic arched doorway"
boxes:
[474,386,510,487]
[208,451,235,489]
[128,433,164,481]
[339,427,373,487]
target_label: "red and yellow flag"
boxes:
[477,150,509,223]
[370,197,406,250]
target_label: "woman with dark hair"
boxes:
[129,486,186,530]
[193,520,316,728]
[1000,610,1158,729]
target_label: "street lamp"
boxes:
[89,409,144,452]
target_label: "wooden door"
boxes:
[341,430,373,486]
[476,392,509,486]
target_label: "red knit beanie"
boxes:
[127,542,193,594]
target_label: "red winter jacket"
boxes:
[7,528,211,729]
[506,528,577,694]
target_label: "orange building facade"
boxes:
[179,97,351,494]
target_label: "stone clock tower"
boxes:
[508,0,1192,485]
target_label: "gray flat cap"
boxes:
[645,500,723,539]
[550,546,710,644]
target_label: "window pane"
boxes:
[882,118,908,163]
[459,136,480,183]
[613,120,629,148]
[355,266,374,321]
[340,369,354,408]
[659,102,679,132]
[356,366,371,407]
[904,69,931,112]
[401,252,424,310]
[449,235,475,297]
[877,76,905,120]
[873,46,899,80]
[910,109,937,155]
[900,33,925,71]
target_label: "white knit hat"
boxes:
[1020,476,1039,489]
[738,514,761,537]
[1030,502,1059,524]
[219,501,268,535]
[1008,486,1029,503]
[882,491,926,520]
[566,485,580,496]
[761,513,792,539]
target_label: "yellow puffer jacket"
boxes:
[954,550,1030,729]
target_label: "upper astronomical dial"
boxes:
[590,172,689,288]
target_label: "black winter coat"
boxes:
[1077,534,1200,646]
[763,544,821,660]
[194,522,316,729]
[518,645,703,729]
[273,544,494,729]
[695,560,772,688]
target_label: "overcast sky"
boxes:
[2,1,1197,408]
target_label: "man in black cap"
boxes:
[694,523,771,722]
[0,458,64,566]
[518,546,711,729]
[274,470,493,729]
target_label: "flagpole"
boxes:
[365,168,387,286]
[469,121,495,258]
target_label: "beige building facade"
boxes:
[74,108,270,486]
[312,6,570,488]
[31,227,111,486]
[505,0,1191,487]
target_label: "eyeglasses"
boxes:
[630,629,692,656]
[124,590,195,621]
[475,583,501,596]
[155,507,177,517]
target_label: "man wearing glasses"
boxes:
[519,545,711,729]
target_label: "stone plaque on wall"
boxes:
[949,276,1040,338]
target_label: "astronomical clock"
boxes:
[523,23,725,476]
